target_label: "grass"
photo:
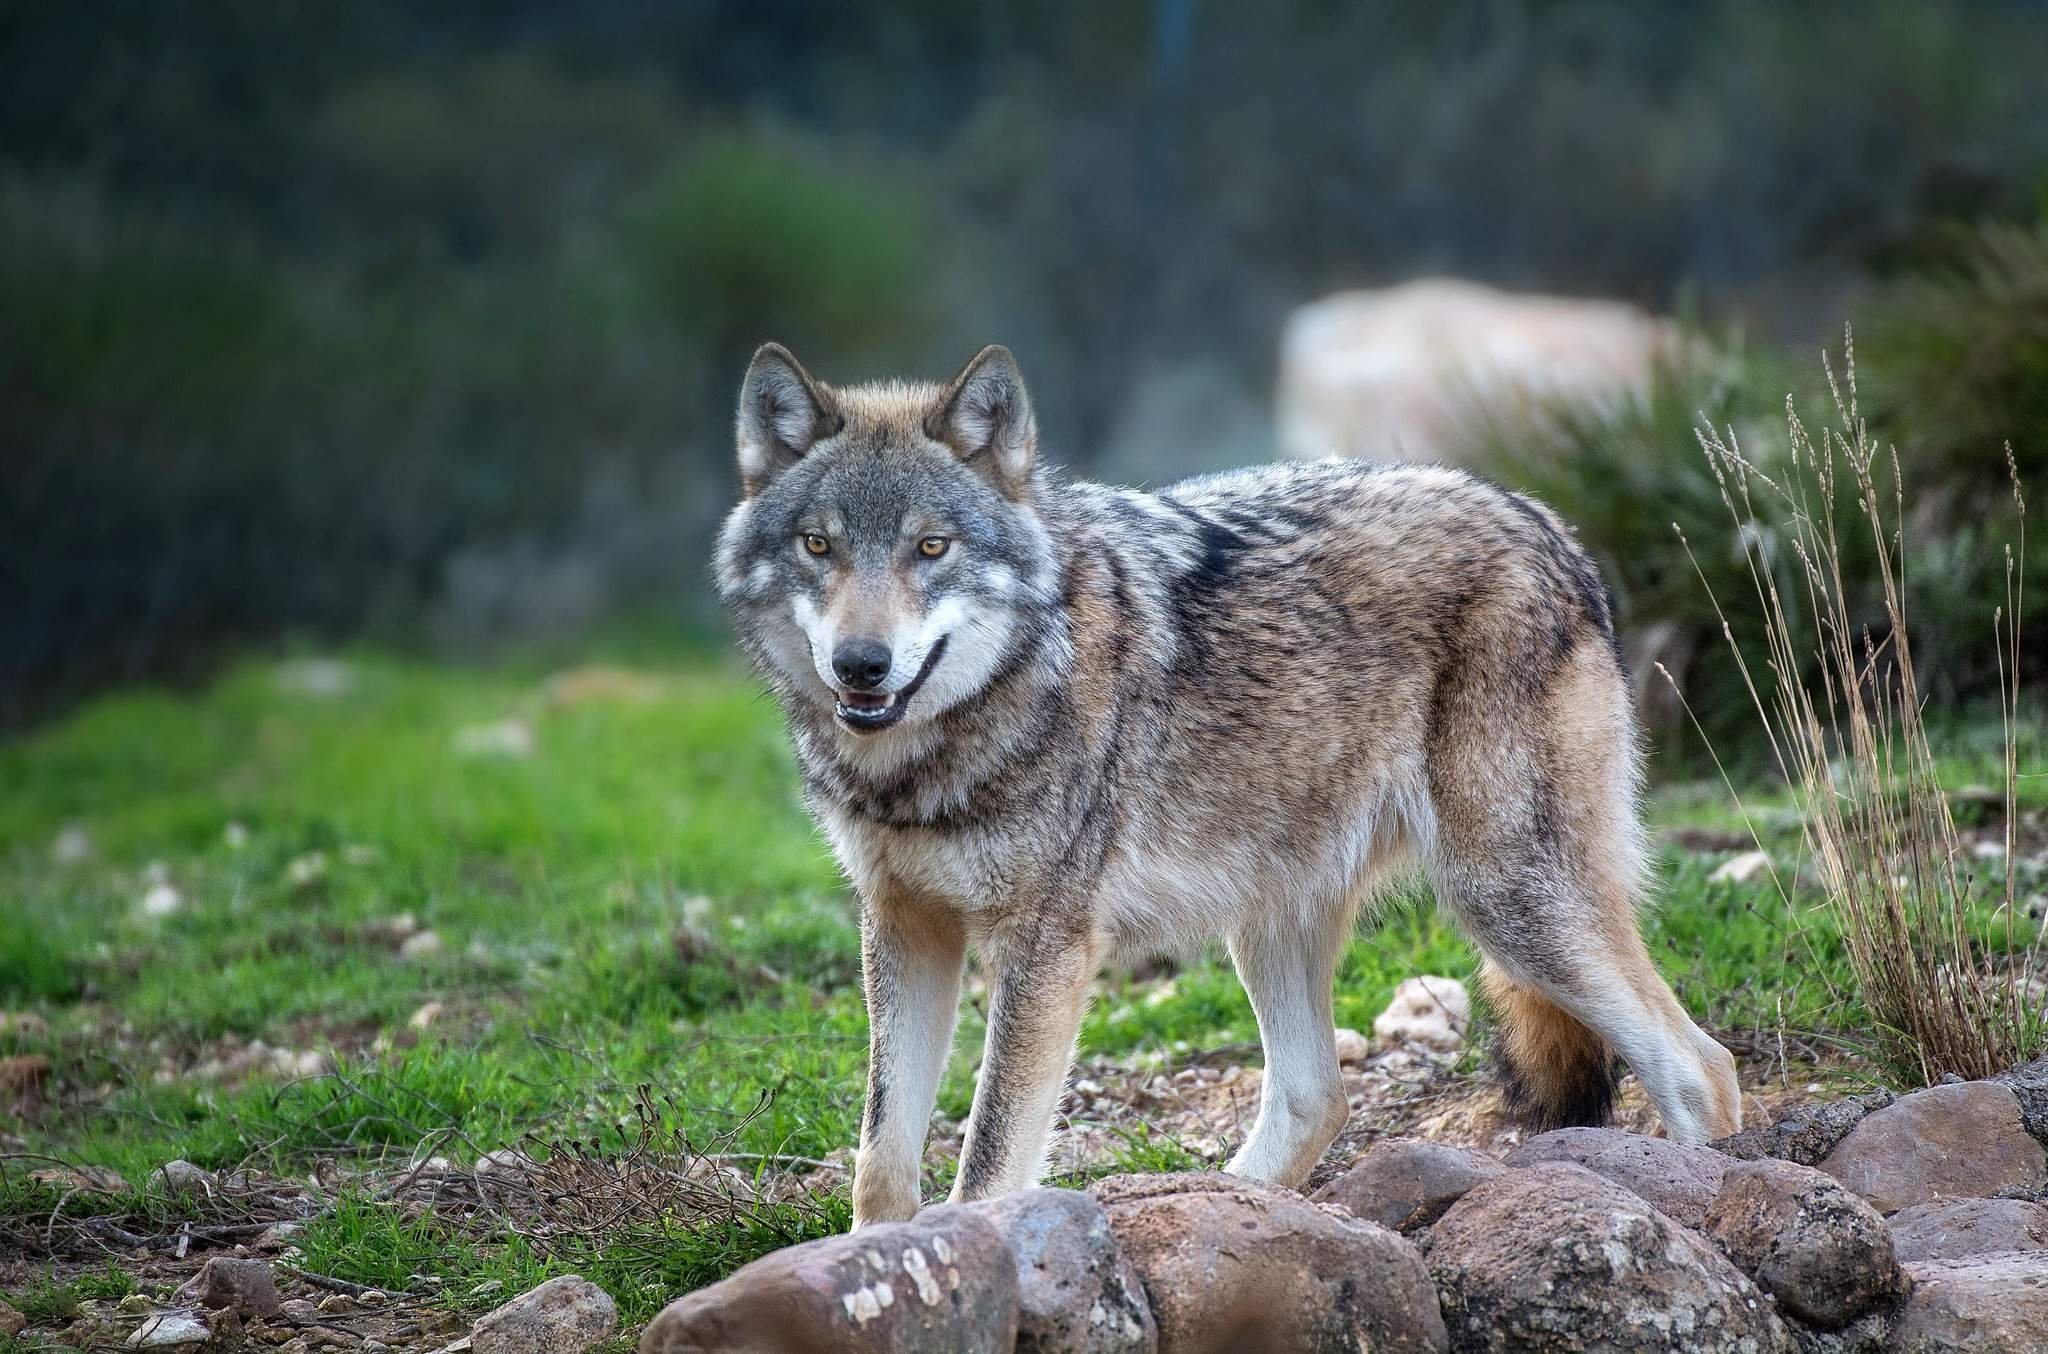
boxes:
[2,640,2042,1320]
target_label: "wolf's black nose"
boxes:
[832,638,892,691]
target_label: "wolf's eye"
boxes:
[802,533,830,557]
[917,536,949,559]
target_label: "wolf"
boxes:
[714,342,1742,1227]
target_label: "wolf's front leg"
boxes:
[851,896,965,1229]
[948,920,1097,1203]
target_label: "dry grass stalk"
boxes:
[1683,327,2036,1085]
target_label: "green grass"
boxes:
[2,646,2039,1318]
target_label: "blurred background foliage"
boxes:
[2,0,2045,751]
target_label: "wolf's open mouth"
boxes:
[835,636,949,733]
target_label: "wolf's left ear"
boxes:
[930,345,1036,496]
[736,343,840,498]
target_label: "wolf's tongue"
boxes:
[842,690,891,710]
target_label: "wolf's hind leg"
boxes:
[949,919,1098,1203]
[852,896,966,1228]
[1223,900,1353,1186]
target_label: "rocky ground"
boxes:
[642,1056,2048,1353]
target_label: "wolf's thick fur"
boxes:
[715,343,1741,1227]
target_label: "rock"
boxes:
[1710,850,1772,884]
[1702,1158,1899,1329]
[1892,1251,2048,1351]
[471,1277,617,1354]
[454,719,534,759]
[409,1001,446,1031]
[639,1206,1018,1354]
[0,1298,25,1337]
[141,881,183,917]
[224,821,251,849]
[286,852,328,890]
[399,930,445,961]
[1091,1171,1446,1353]
[1888,1198,2048,1263]
[1,1053,50,1106]
[197,1257,283,1319]
[51,822,95,865]
[126,1312,212,1348]
[1994,1054,2048,1148]
[1715,1090,1897,1167]
[1333,1027,1371,1064]
[149,1160,218,1195]
[280,1300,321,1324]
[969,1188,1155,1353]
[276,659,355,697]
[1430,1162,1788,1352]
[1504,1127,1732,1228]
[1276,279,1687,465]
[1372,975,1470,1052]
[1819,1082,2046,1214]
[1312,1137,1505,1232]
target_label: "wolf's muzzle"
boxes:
[834,636,950,733]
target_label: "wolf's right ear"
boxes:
[930,345,1036,497]
[736,344,839,498]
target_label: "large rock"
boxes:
[473,1277,617,1354]
[1891,1251,2048,1351]
[969,1189,1155,1354]
[1276,279,1687,464]
[1715,1091,1896,1167]
[1504,1127,1731,1228]
[639,1208,1018,1354]
[1429,1162,1788,1353]
[1818,1082,2047,1214]
[1312,1138,1504,1232]
[1091,1172,1446,1353]
[195,1257,282,1319]
[1993,1055,2048,1148]
[1888,1198,2048,1263]
[1701,1158,1899,1329]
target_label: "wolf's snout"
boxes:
[831,638,892,691]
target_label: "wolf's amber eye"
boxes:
[917,536,949,559]
[802,533,830,557]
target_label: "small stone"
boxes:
[1313,1137,1504,1232]
[399,931,445,961]
[52,822,95,865]
[224,822,251,849]
[1372,976,1470,1051]
[1504,1126,1731,1228]
[1702,1157,1899,1329]
[1092,1171,1446,1352]
[141,881,183,917]
[126,1311,212,1348]
[1333,1027,1371,1063]
[286,852,328,890]
[316,1294,354,1314]
[198,1257,283,1319]
[1888,1198,2048,1263]
[640,1207,1018,1353]
[1430,1162,1788,1352]
[149,1159,218,1195]
[408,1002,446,1031]
[280,1300,321,1324]
[471,1276,617,1354]
[0,1298,26,1337]
[1710,850,1771,884]
[966,1188,1155,1353]
[1893,1251,2048,1351]
[121,1295,156,1315]
[1819,1081,2047,1213]
[453,719,534,759]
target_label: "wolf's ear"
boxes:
[736,343,839,497]
[930,345,1036,496]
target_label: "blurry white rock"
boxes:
[409,1001,445,1031]
[454,719,534,759]
[286,851,328,890]
[1278,277,1689,464]
[399,930,445,961]
[1333,1027,1371,1064]
[52,822,95,865]
[1710,850,1771,885]
[223,821,250,849]
[276,658,355,698]
[1373,976,1471,1052]
[140,880,184,917]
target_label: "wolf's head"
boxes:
[714,344,1061,742]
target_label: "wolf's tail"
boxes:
[1481,961,1618,1131]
